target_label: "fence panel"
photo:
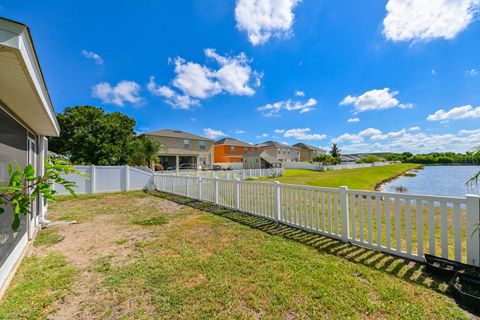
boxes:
[154,174,479,267]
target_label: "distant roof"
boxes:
[215,137,253,147]
[244,150,281,164]
[145,129,212,141]
[293,143,325,151]
[255,141,299,149]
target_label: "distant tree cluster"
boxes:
[384,152,480,165]
[356,155,383,164]
[50,106,163,167]
[312,144,341,165]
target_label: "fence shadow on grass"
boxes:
[147,190,449,294]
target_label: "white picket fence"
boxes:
[153,174,480,267]
[158,168,284,180]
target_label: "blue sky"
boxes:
[2,0,480,153]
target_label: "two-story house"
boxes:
[214,137,257,169]
[144,129,214,171]
[293,143,326,161]
[255,141,301,162]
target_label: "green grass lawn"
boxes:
[0,191,468,319]
[259,163,421,190]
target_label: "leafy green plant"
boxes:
[0,159,83,230]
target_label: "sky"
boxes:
[2,0,480,154]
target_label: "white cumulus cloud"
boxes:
[340,88,413,114]
[465,68,479,76]
[359,128,382,136]
[427,105,480,121]
[235,0,302,45]
[92,81,142,106]
[383,0,480,42]
[332,127,480,154]
[203,128,225,140]
[81,50,103,65]
[283,128,326,140]
[257,97,317,117]
[149,49,261,109]
[295,90,305,97]
[347,117,360,123]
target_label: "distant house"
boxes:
[214,137,257,169]
[255,141,300,163]
[293,143,326,161]
[0,18,59,293]
[243,150,282,169]
[144,129,213,170]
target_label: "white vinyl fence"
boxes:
[53,165,154,195]
[154,174,480,267]
[158,168,284,180]
[54,166,284,195]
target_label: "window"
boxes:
[230,145,235,154]
[183,139,190,149]
[199,141,206,150]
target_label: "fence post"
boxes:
[340,186,349,243]
[274,181,281,222]
[90,165,96,194]
[235,178,240,210]
[124,165,129,192]
[185,177,189,197]
[198,177,202,201]
[466,194,480,266]
[214,177,219,204]
[242,170,245,180]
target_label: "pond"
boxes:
[380,165,480,197]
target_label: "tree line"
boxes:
[384,152,480,164]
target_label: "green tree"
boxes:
[49,106,136,165]
[356,155,382,164]
[313,154,340,165]
[329,143,341,160]
[127,136,165,170]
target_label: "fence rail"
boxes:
[157,168,284,180]
[153,174,480,267]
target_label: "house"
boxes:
[144,129,214,171]
[214,137,257,169]
[293,143,326,161]
[0,17,59,293]
[243,150,282,169]
[255,141,300,163]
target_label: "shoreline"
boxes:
[374,164,424,191]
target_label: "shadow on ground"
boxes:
[146,190,477,316]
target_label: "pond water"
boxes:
[380,165,480,197]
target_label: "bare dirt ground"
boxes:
[38,192,183,319]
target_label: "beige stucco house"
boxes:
[293,143,326,161]
[144,129,214,171]
[255,141,300,163]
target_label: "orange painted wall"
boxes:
[214,145,258,163]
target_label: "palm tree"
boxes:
[142,137,165,171]
[467,146,480,186]
[127,136,165,171]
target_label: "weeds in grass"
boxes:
[0,252,75,319]
[133,216,168,226]
[34,228,64,246]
